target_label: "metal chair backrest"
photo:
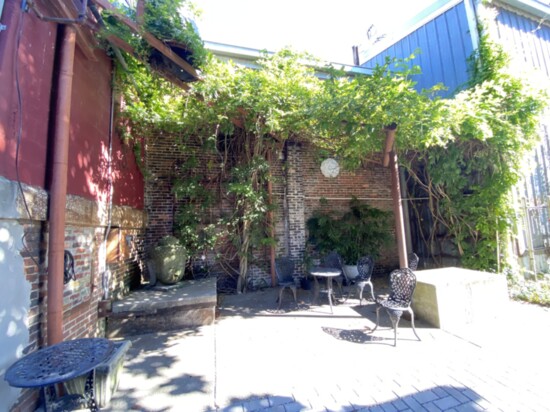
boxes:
[275,257,295,283]
[357,256,374,281]
[389,268,417,306]
[408,253,419,271]
[321,251,343,269]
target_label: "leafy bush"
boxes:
[507,275,550,306]
[306,197,392,265]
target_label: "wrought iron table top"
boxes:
[309,267,343,314]
[309,267,342,277]
[5,338,113,388]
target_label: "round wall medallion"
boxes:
[320,158,340,178]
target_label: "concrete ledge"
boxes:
[412,267,509,333]
[107,277,216,337]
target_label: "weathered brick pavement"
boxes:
[106,287,550,412]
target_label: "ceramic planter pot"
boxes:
[151,236,187,285]
[343,264,359,283]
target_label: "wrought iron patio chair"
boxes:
[369,268,421,346]
[275,257,297,309]
[355,255,375,305]
[408,252,419,271]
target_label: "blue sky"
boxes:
[193,0,439,64]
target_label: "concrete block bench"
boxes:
[412,267,508,334]
[107,277,217,337]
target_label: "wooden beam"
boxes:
[91,0,200,81]
[103,34,135,56]
[136,0,145,25]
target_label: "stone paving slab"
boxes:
[105,287,550,412]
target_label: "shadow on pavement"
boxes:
[217,385,484,411]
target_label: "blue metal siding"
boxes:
[362,2,475,97]
[493,6,550,78]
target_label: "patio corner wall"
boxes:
[0,6,147,409]
[144,134,399,285]
[300,149,398,273]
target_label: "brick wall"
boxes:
[288,143,397,275]
[4,181,145,412]
[144,132,398,287]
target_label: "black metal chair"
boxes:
[275,257,297,309]
[408,252,419,271]
[369,268,421,346]
[356,256,375,305]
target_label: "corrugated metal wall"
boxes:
[363,0,550,273]
[361,2,475,97]
[492,4,550,76]
[491,3,550,275]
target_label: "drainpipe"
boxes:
[399,167,413,254]
[385,125,408,269]
[47,25,77,346]
[267,151,276,286]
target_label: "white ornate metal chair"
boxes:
[408,252,419,271]
[369,268,421,346]
[355,255,375,305]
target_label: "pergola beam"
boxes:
[91,0,200,81]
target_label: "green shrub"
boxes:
[507,275,550,306]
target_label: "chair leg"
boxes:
[388,309,402,347]
[291,286,297,303]
[369,304,381,333]
[277,288,284,309]
[327,277,334,314]
[367,281,375,301]
[408,308,421,341]
[312,277,320,304]
[335,276,343,298]
[357,284,365,305]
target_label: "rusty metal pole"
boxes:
[47,25,76,346]
[390,149,408,269]
[384,125,408,269]
[267,151,276,286]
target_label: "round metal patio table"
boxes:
[4,337,113,412]
[310,267,342,314]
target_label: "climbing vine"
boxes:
[175,51,321,292]
[110,1,548,283]
[400,34,548,270]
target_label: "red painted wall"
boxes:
[68,47,144,208]
[0,4,56,188]
[0,5,144,209]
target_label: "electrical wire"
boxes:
[101,70,116,300]
[13,5,42,272]
[26,0,88,24]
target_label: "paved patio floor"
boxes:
[105,285,550,412]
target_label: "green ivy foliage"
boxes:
[102,0,208,68]
[401,35,548,270]
[177,51,322,291]
[115,23,548,277]
[312,56,447,168]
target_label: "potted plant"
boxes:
[306,197,391,280]
[150,236,188,284]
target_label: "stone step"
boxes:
[106,277,217,338]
